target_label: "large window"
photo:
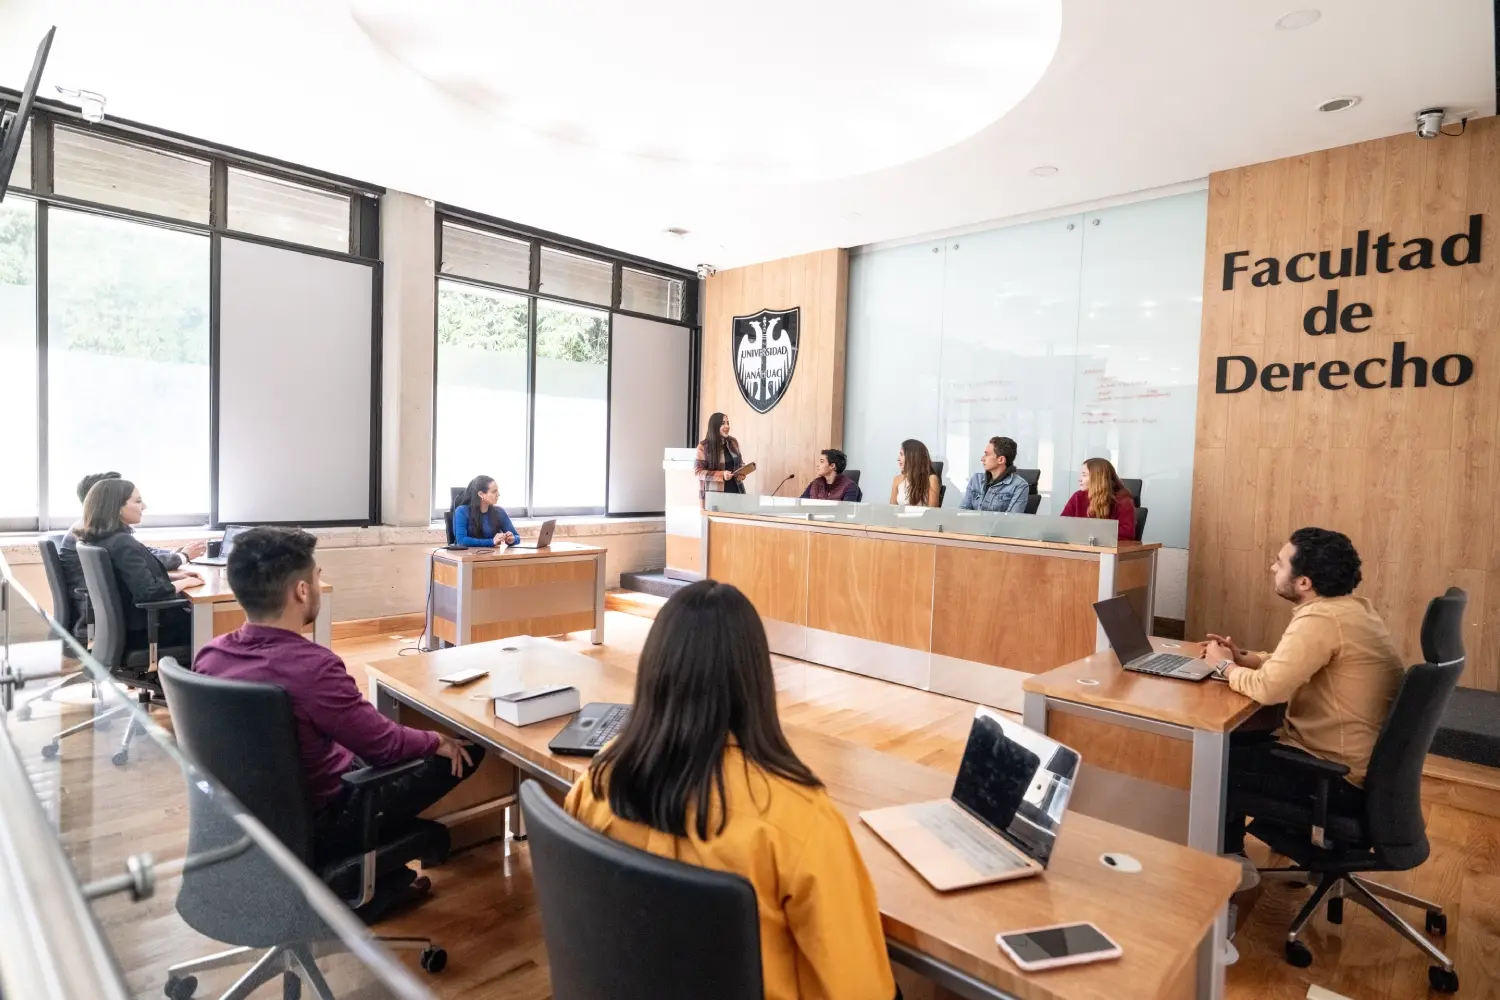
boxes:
[47,210,210,520]
[0,199,37,520]
[434,216,693,516]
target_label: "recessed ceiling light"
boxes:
[1029,165,1059,178]
[1317,96,1360,113]
[1275,9,1321,30]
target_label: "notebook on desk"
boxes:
[861,708,1079,891]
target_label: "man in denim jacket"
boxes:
[958,436,1030,513]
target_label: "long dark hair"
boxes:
[700,412,738,471]
[901,439,935,507]
[80,478,137,542]
[455,475,496,539]
[590,580,821,840]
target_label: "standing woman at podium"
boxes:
[695,412,748,506]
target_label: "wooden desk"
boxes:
[703,510,1159,715]
[184,566,333,654]
[426,542,606,648]
[367,640,1238,1000]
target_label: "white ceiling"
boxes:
[0,0,1493,271]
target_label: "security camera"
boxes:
[695,264,717,279]
[1416,108,1445,140]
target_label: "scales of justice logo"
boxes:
[732,307,800,414]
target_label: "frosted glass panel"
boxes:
[1073,194,1207,547]
[845,189,1208,544]
[844,240,945,493]
[938,217,1082,507]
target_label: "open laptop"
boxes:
[549,702,630,756]
[192,524,251,567]
[509,518,556,549]
[860,708,1079,891]
[1093,595,1215,680]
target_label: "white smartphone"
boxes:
[996,922,1122,972]
[438,667,490,686]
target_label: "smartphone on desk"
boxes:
[996,922,1121,972]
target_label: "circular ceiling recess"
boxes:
[349,0,1062,183]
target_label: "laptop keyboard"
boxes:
[1129,652,1197,675]
[910,801,1027,877]
[584,705,630,748]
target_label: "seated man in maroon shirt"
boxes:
[799,448,863,502]
[194,526,482,909]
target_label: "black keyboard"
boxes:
[1128,652,1197,675]
[585,705,630,748]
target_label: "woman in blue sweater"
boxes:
[452,475,519,547]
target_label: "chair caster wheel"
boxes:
[1427,910,1448,936]
[17,704,32,721]
[41,742,59,760]
[1284,940,1313,968]
[164,974,197,1000]
[111,750,129,767]
[1428,965,1459,993]
[1326,897,1343,924]
[281,971,301,1000]
[420,946,447,973]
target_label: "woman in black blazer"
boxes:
[77,478,202,653]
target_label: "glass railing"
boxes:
[0,547,432,1000]
[703,492,1120,547]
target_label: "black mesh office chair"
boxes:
[54,544,191,765]
[519,781,763,1000]
[1119,478,1143,506]
[1133,507,1149,542]
[17,534,97,723]
[1015,468,1041,492]
[1246,588,1467,993]
[157,659,448,1000]
[846,469,861,485]
[1024,494,1041,515]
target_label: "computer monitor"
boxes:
[0,27,55,204]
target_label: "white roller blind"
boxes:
[218,238,373,523]
[608,314,690,513]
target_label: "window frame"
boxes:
[0,99,384,533]
[431,209,699,520]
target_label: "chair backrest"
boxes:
[158,659,324,947]
[931,459,944,482]
[1133,506,1149,542]
[449,486,465,512]
[1362,588,1467,867]
[938,484,948,507]
[443,510,456,545]
[845,469,861,485]
[37,534,74,634]
[519,782,763,1000]
[76,543,126,669]
[1015,467,1041,493]
[1024,493,1041,515]
[1119,478,1143,506]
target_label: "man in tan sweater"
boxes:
[1203,527,1405,856]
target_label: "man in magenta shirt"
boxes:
[194,526,482,906]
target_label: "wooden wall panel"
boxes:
[806,532,934,651]
[701,249,849,494]
[707,520,809,624]
[1189,118,1500,689]
[930,546,1097,671]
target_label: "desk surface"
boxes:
[368,639,1238,1000]
[182,565,334,605]
[1023,639,1259,733]
[433,541,605,563]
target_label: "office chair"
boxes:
[931,460,944,481]
[845,469,861,485]
[1024,494,1041,515]
[519,781,763,1000]
[937,484,948,506]
[1119,478,1143,506]
[49,544,191,765]
[1246,587,1467,993]
[158,659,448,1000]
[1133,507,1148,542]
[1015,468,1041,492]
[16,534,97,723]
[442,510,457,546]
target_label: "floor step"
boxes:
[1423,754,1500,820]
[1431,687,1500,769]
[618,569,693,600]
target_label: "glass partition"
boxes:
[0,551,432,1000]
[704,492,1119,548]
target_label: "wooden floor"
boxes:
[8,610,1500,999]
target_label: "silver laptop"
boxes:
[861,708,1079,891]
[192,524,251,567]
[1093,596,1214,680]
[510,518,556,549]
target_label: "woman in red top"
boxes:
[1060,458,1137,541]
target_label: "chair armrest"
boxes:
[136,597,191,611]
[341,758,427,792]
[340,758,429,909]
[1266,746,1349,848]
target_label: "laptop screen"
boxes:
[1093,595,1153,664]
[220,524,251,557]
[951,708,1078,867]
